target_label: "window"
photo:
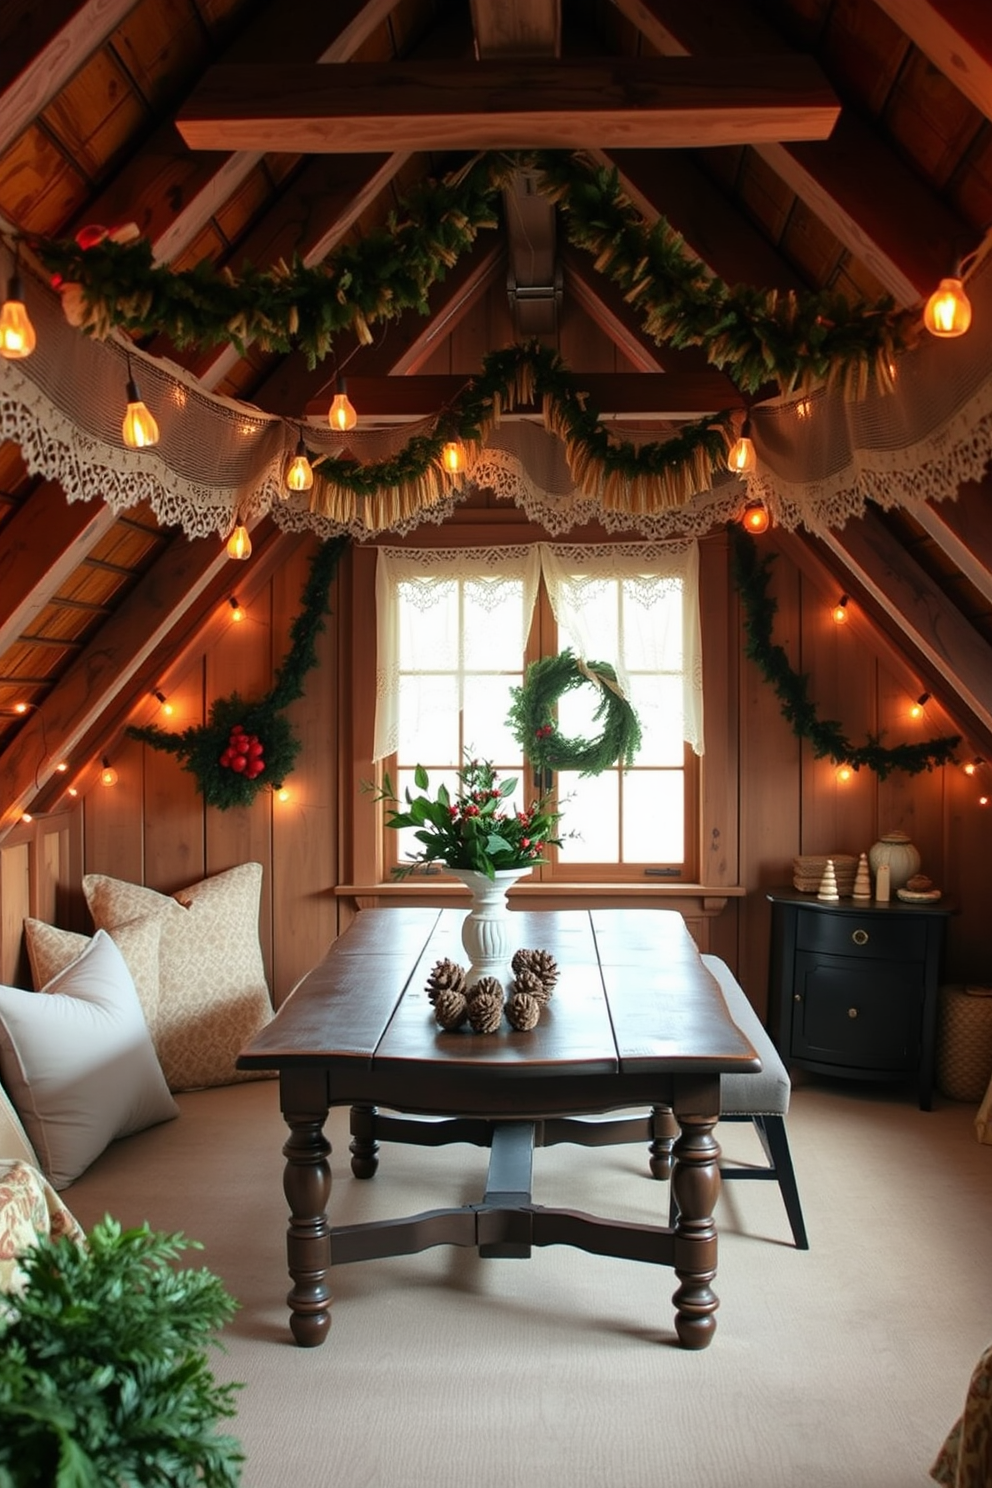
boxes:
[373,541,702,882]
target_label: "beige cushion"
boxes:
[0,1078,38,1169]
[83,863,273,1093]
[0,930,178,1190]
[24,915,161,1038]
[0,1158,85,1296]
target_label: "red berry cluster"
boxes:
[219,724,265,779]
[535,724,554,740]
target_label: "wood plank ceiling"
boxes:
[1,0,992,828]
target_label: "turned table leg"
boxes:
[349,1103,380,1178]
[282,1110,332,1347]
[670,1112,721,1350]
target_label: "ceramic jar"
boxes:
[868,830,921,892]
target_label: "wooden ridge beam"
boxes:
[609,0,979,304]
[175,57,841,154]
[304,371,745,423]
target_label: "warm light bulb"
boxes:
[21,812,32,823]
[441,439,466,474]
[228,596,245,622]
[122,376,160,447]
[277,787,290,802]
[727,420,757,475]
[55,761,68,773]
[0,275,36,358]
[13,701,28,714]
[100,759,118,787]
[923,277,972,338]
[227,524,252,561]
[835,764,853,784]
[285,436,314,492]
[328,380,357,432]
[909,691,930,719]
[742,501,769,534]
[980,795,989,807]
[832,596,849,625]
[67,786,78,798]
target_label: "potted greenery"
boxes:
[0,1215,244,1487]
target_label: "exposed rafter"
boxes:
[174,58,841,154]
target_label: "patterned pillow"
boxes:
[83,863,273,1093]
[0,931,178,1190]
[24,916,161,1040]
[0,1158,85,1296]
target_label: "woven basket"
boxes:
[936,985,992,1102]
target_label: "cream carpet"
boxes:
[64,1074,992,1488]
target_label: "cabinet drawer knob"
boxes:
[794,993,802,1003]
[848,1007,858,1019]
[852,929,869,946]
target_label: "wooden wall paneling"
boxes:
[342,543,379,891]
[269,541,339,1004]
[738,539,803,1018]
[203,575,274,979]
[941,764,990,983]
[874,665,948,890]
[798,570,877,859]
[140,662,206,894]
[0,841,30,986]
[81,731,144,889]
[698,532,740,974]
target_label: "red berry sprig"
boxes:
[219,723,265,780]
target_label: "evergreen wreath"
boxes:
[507,648,642,776]
[127,535,347,808]
[728,523,960,779]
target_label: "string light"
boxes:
[440,439,467,474]
[831,594,850,624]
[285,430,314,492]
[13,701,28,714]
[741,500,769,534]
[67,786,78,798]
[100,756,118,786]
[727,418,757,475]
[55,761,68,773]
[228,595,245,622]
[909,691,931,719]
[121,357,160,448]
[963,757,984,776]
[277,786,290,802]
[153,689,174,715]
[835,763,853,783]
[923,275,972,338]
[21,812,32,823]
[328,377,357,432]
[226,523,251,561]
[0,244,36,359]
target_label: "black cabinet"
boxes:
[767,890,952,1109]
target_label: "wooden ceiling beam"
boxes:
[0,0,139,159]
[304,371,744,423]
[610,0,979,303]
[175,58,841,154]
[0,519,288,838]
[0,485,116,656]
[872,0,992,127]
[818,510,992,741]
[470,0,561,57]
[250,238,508,416]
[560,245,667,372]
[906,489,992,609]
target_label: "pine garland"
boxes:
[728,523,960,778]
[127,535,347,808]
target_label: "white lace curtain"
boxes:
[373,540,703,761]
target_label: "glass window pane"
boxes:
[558,771,618,862]
[629,675,684,764]
[397,584,459,668]
[463,583,525,668]
[622,770,684,862]
[398,677,460,761]
[463,674,523,763]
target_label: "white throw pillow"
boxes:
[83,863,273,1092]
[0,931,178,1190]
[0,1078,38,1169]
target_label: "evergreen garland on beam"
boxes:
[728,523,960,779]
[127,536,347,808]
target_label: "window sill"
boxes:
[335,881,745,914]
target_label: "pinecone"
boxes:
[425,957,467,1004]
[505,990,541,1031]
[434,988,469,1030]
[467,986,504,1033]
[512,947,559,996]
[466,976,503,1005]
[513,967,552,1006]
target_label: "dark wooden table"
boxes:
[237,906,759,1350]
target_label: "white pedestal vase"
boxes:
[445,866,530,992]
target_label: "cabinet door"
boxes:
[792,952,924,1071]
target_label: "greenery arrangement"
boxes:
[729,523,961,779]
[127,535,347,808]
[27,150,922,517]
[365,757,564,880]
[0,1216,243,1488]
[506,648,642,776]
